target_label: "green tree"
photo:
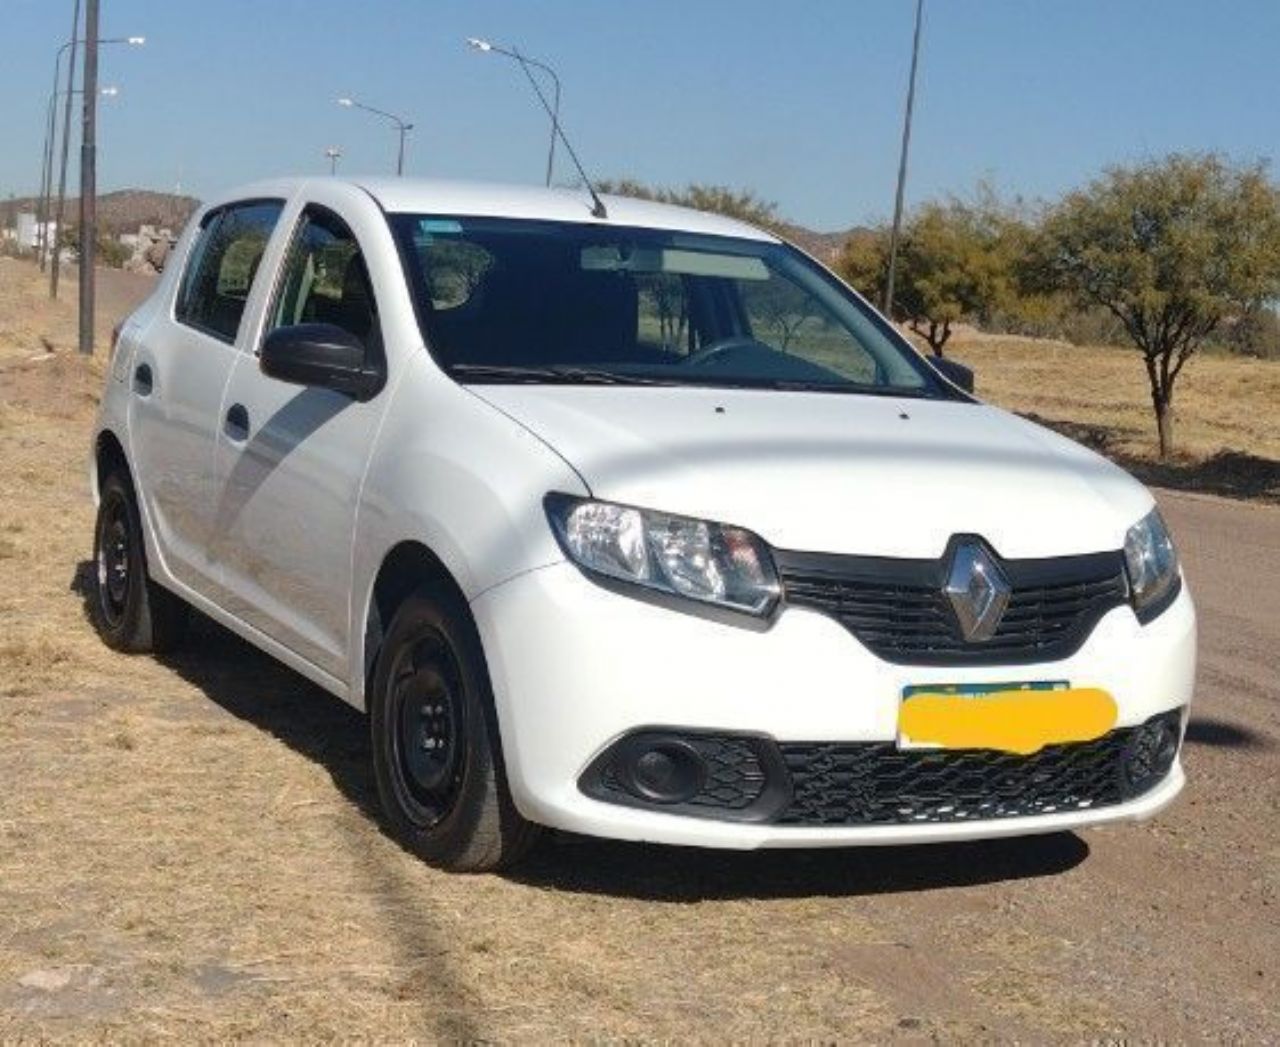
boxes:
[1035,153,1280,457]
[840,195,1015,356]
[56,224,130,268]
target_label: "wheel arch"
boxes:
[359,539,473,708]
[93,428,131,498]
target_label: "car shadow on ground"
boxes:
[1184,716,1271,749]
[508,832,1088,902]
[72,560,1091,900]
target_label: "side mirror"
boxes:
[259,323,384,401]
[929,355,975,393]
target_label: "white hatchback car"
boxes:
[90,177,1195,870]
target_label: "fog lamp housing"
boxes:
[1122,711,1181,794]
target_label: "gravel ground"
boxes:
[0,260,1276,1040]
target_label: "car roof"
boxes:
[202,176,780,244]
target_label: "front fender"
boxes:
[346,352,586,704]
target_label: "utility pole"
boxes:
[51,0,82,299]
[883,0,924,319]
[78,0,98,355]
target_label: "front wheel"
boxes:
[369,587,538,872]
[91,471,189,653]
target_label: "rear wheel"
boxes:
[370,587,538,872]
[91,471,189,653]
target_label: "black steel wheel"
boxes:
[387,625,468,826]
[370,585,538,871]
[90,470,189,653]
[95,488,132,631]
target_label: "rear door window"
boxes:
[176,199,283,343]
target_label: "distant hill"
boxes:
[774,222,864,263]
[0,189,199,236]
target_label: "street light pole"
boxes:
[466,38,561,187]
[883,0,924,319]
[325,146,342,175]
[78,0,99,355]
[38,37,77,269]
[38,91,58,267]
[52,0,82,293]
[52,32,140,299]
[337,97,413,176]
[48,85,118,298]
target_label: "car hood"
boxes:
[471,385,1153,559]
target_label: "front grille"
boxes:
[778,730,1140,826]
[778,545,1128,666]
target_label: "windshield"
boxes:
[391,215,951,398]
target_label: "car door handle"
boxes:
[132,363,153,396]
[224,403,250,442]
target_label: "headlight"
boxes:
[545,494,780,617]
[1123,508,1180,620]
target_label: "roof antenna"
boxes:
[509,46,607,219]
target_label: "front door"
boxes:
[210,202,391,680]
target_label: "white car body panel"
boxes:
[91,176,1196,850]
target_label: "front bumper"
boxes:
[470,561,1196,848]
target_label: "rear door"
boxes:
[210,196,393,680]
[128,199,284,595]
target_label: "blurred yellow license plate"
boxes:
[898,681,1118,755]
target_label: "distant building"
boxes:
[14,213,56,251]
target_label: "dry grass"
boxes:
[941,327,1280,501]
[0,257,1277,1039]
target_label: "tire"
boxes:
[369,586,538,872]
[91,470,189,653]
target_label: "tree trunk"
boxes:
[1154,394,1175,459]
[928,319,951,357]
[1143,350,1178,460]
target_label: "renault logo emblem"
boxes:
[944,541,1011,642]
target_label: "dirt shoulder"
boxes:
[0,259,1277,1039]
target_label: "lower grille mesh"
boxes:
[581,715,1179,826]
[777,731,1134,825]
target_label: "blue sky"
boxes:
[2,0,1277,230]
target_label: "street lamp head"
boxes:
[337,97,354,107]
[467,37,493,52]
[126,36,146,46]
[100,86,119,97]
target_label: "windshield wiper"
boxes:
[450,363,678,386]
[763,380,938,398]
[679,376,938,398]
